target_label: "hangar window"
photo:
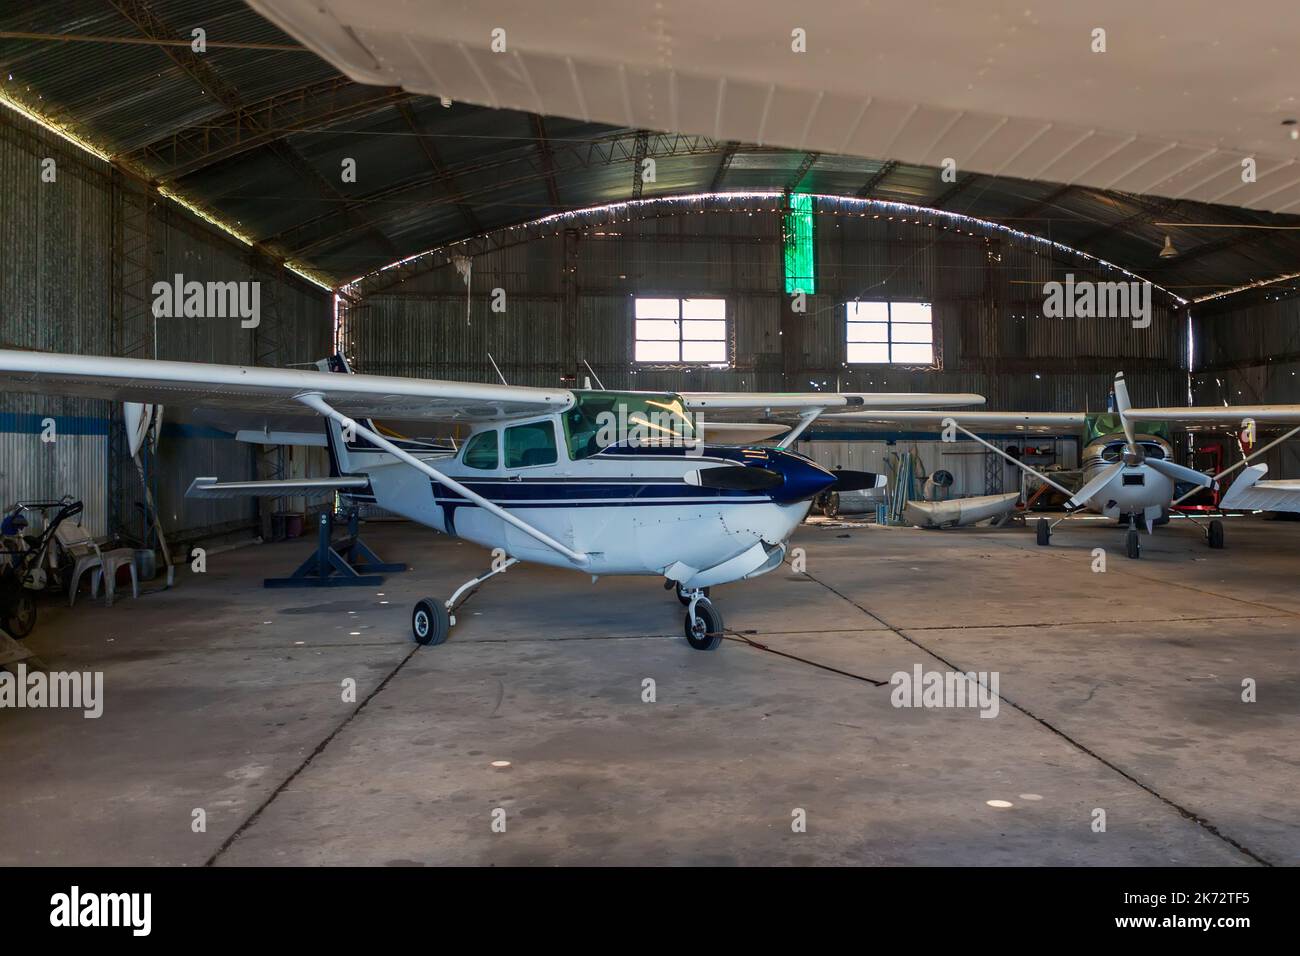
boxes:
[846,301,934,365]
[634,297,727,364]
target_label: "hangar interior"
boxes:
[0,1,1297,867]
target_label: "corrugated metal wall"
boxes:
[0,110,332,540]
[345,200,1186,493]
[1193,290,1300,480]
[347,203,1188,405]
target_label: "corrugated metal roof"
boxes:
[3,0,1299,296]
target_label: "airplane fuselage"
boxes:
[336,421,831,588]
[1078,431,1175,523]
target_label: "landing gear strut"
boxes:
[1125,517,1141,560]
[412,555,519,646]
[665,578,710,606]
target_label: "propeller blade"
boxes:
[1113,371,1141,461]
[830,470,888,492]
[1066,461,1125,509]
[684,465,784,492]
[1147,457,1214,489]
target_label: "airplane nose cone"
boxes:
[768,451,837,502]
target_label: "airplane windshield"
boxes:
[562,391,696,460]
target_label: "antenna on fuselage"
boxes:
[487,352,508,386]
[582,359,606,390]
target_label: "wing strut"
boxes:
[1169,422,1300,508]
[775,408,823,450]
[296,392,590,568]
[942,418,1077,498]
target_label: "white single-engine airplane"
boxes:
[0,348,982,649]
[831,372,1220,559]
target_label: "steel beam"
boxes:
[399,103,482,234]
[124,77,410,183]
[855,159,899,198]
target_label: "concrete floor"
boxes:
[1,513,1296,866]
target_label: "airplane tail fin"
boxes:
[316,353,371,474]
[314,354,455,475]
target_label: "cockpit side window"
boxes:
[504,420,558,469]
[562,391,696,460]
[462,430,499,469]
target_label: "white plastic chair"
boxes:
[54,521,137,607]
[91,550,138,607]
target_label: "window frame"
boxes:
[845,300,936,366]
[632,296,729,366]
[502,418,560,470]
[460,429,500,470]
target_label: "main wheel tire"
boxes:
[1208,519,1225,549]
[1036,518,1051,546]
[4,592,36,639]
[676,584,710,606]
[1126,528,1141,559]
[684,598,724,651]
[412,597,450,646]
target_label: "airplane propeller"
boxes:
[1113,372,1215,491]
[685,465,886,498]
[685,465,785,492]
[828,469,888,492]
[1113,372,1143,464]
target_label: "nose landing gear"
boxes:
[682,589,724,651]
[665,578,710,606]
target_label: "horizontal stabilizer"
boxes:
[186,476,370,500]
[235,429,328,447]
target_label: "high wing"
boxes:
[0,349,572,425]
[0,349,985,428]
[1126,405,1300,426]
[813,410,1084,433]
[680,391,984,412]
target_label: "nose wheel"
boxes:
[683,594,724,651]
[412,598,450,646]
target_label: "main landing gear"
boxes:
[412,555,520,646]
[665,579,725,651]
[1207,518,1225,550]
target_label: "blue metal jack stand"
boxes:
[264,511,407,588]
